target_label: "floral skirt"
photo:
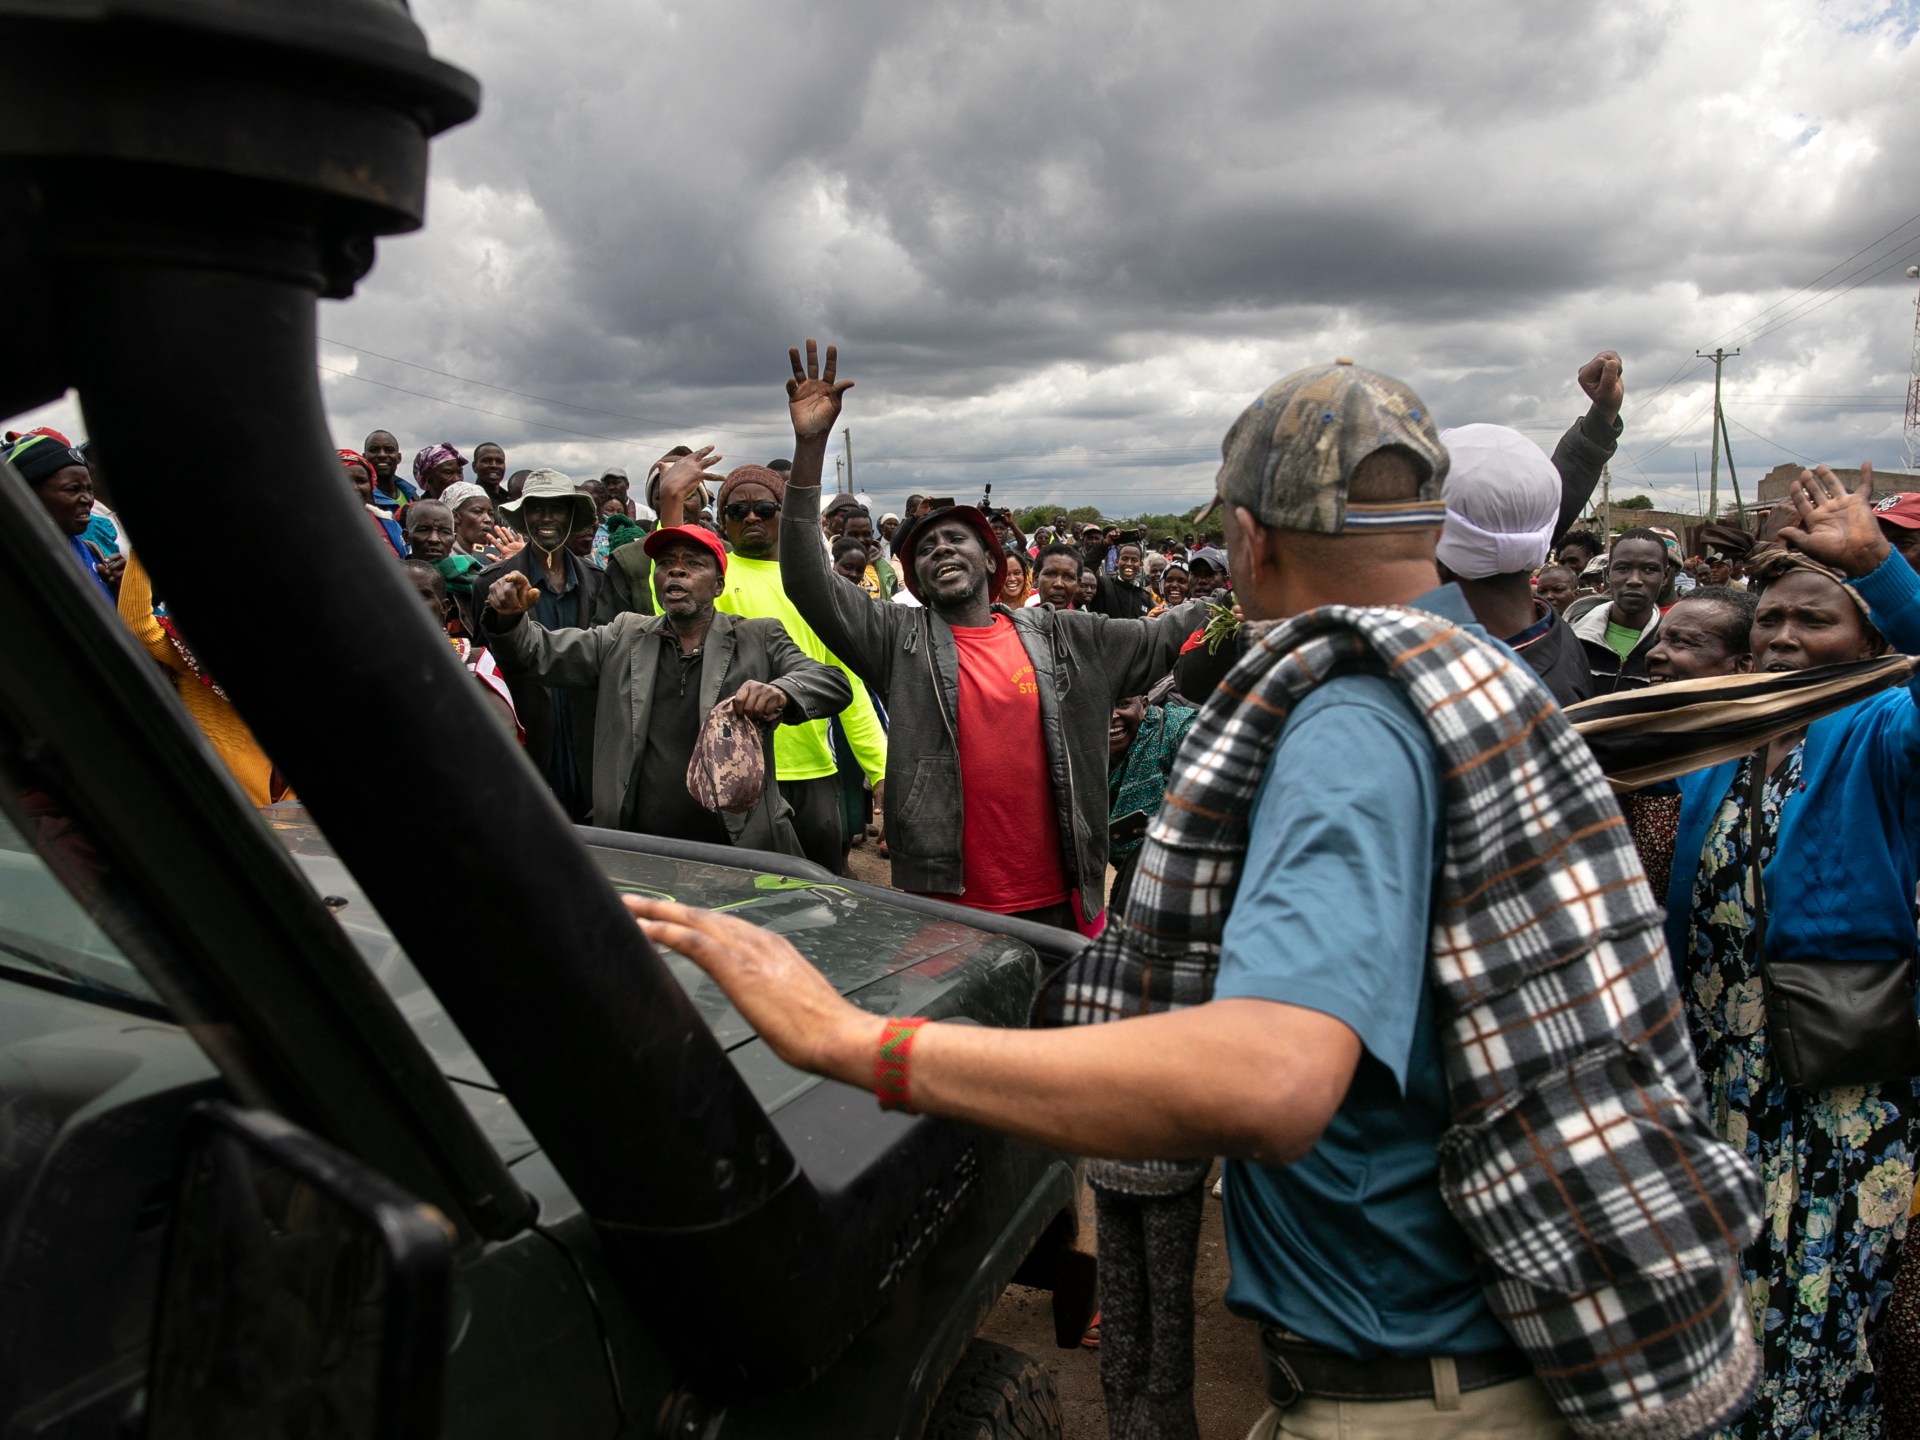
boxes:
[1882,1238,1920,1439]
[1689,966,1920,1440]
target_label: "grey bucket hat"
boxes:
[498,468,595,534]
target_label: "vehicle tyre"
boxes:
[926,1339,1063,1440]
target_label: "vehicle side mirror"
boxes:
[145,1102,454,1440]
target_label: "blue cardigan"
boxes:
[1663,548,1920,968]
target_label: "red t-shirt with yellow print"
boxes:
[947,614,1071,914]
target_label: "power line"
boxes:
[319,361,1234,469]
[867,445,1219,465]
[1722,398,1891,410]
[317,335,791,434]
[1620,399,1716,473]
[1622,214,1920,429]
[1707,208,1920,347]
[1623,354,1711,426]
[319,364,644,443]
[1734,242,1920,349]
[1723,414,1819,464]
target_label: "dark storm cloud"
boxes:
[199,0,1920,513]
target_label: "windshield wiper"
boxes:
[0,929,170,1020]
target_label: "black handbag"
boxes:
[1747,753,1920,1091]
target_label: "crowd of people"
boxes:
[12,334,1920,1440]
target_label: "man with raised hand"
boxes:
[476,465,648,820]
[773,341,1204,931]
[653,457,888,873]
[633,355,1759,1440]
[484,524,848,854]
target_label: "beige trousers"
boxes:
[1244,1368,1574,1440]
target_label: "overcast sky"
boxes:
[21,0,1920,518]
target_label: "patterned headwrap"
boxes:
[412,442,467,488]
[1745,542,1879,632]
[3,432,86,486]
[4,425,72,446]
[337,448,376,486]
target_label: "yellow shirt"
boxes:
[116,553,281,806]
[713,553,887,784]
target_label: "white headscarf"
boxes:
[1434,424,1560,580]
[439,480,490,513]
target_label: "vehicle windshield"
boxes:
[0,803,163,1016]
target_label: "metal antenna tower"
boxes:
[1905,266,1920,473]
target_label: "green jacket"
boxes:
[608,537,654,615]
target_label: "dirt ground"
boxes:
[977,1174,1268,1440]
[841,840,1271,1440]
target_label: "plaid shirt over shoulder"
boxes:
[1038,604,1760,1440]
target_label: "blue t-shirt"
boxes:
[65,533,114,603]
[1215,673,1506,1359]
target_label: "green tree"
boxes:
[1011,501,1210,540]
[1615,494,1655,511]
[1014,504,1103,534]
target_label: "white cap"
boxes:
[1434,424,1560,580]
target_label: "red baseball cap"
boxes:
[642,523,728,576]
[1873,493,1920,531]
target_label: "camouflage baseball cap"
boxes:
[1215,359,1449,534]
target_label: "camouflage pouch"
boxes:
[686,700,765,814]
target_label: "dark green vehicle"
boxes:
[0,2,1094,1435]
[0,797,1093,1437]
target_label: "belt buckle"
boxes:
[1264,1352,1304,1411]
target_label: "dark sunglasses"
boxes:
[724,500,781,521]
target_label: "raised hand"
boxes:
[1578,350,1625,423]
[487,523,525,558]
[656,444,722,526]
[787,339,853,444]
[486,570,540,617]
[1776,462,1890,579]
[730,679,789,723]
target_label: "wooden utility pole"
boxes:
[1716,404,1746,522]
[843,429,854,496]
[1696,347,1739,519]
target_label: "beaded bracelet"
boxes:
[874,1016,929,1112]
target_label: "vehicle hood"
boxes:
[266,816,1038,1157]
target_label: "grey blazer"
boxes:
[489,607,852,854]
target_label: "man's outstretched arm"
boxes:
[484,570,612,687]
[621,894,1359,1165]
[1552,350,1625,546]
[777,340,900,682]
